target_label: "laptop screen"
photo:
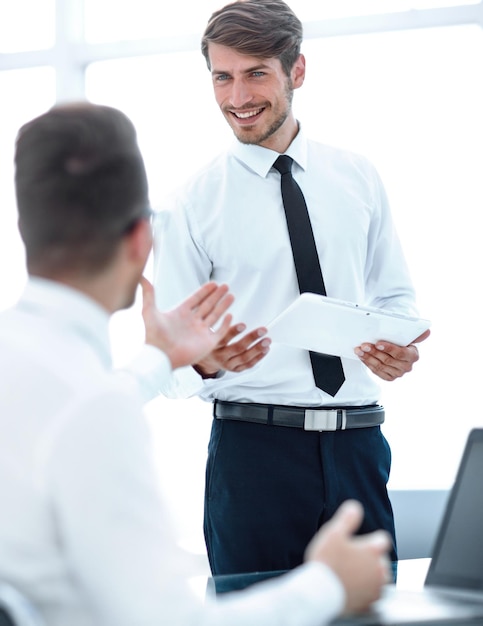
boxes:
[425,429,483,590]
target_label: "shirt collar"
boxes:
[18,277,112,368]
[230,123,308,178]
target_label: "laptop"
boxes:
[335,428,483,625]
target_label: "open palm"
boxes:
[140,277,234,370]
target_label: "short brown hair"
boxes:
[201,0,303,76]
[15,102,149,277]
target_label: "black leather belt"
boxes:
[213,400,384,432]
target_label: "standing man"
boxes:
[153,0,429,576]
[0,101,391,626]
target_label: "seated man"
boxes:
[0,102,390,626]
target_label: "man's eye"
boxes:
[215,74,230,82]
[252,71,265,77]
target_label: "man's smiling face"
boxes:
[208,43,305,153]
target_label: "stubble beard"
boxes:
[229,81,294,146]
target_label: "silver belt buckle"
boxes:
[304,409,346,431]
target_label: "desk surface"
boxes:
[190,558,432,600]
[194,560,483,625]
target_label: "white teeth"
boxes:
[234,109,262,119]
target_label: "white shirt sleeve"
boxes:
[202,562,344,626]
[39,381,345,626]
[117,344,204,402]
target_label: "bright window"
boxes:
[0,68,55,311]
[0,0,55,53]
[84,0,223,42]
[85,51,227,205]
[291,0,480,20]
[1,1,482,554]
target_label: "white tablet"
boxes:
[267,293,431,359]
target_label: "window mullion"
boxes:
[55,0,86,101]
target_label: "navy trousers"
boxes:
[203,417,397,576]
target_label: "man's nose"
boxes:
[229,78,253,108]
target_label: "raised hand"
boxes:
[140,277,234,370]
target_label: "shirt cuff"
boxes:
[119,344,172,404]
[120,345,209,402]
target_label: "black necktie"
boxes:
[273,155,345,397]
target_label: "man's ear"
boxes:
[125,218,153,265]
[17,218,25,241]
[291,53,306,89]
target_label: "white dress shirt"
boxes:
[0,277,344,626]
[153,128,417,405]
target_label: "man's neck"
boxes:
[30,270,118,315]
[257,115,300,154]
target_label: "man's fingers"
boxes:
[179,283,235,332]
[412,328,431,344]
[216,323,247,347]
[364,530,392,554]
[329,500,365,536]
[140,276,155,312]
[215,325,267,352]
[182,281,220,312]
[184,282,232,318]
[362,354,405,381]
[352,527,392,556]
[231,341,270,370]
[194,283,231,318]
[212,314,233,342]
[204,292,235,328]
[230,327,268,350]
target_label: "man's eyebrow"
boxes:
[211,62,272,76]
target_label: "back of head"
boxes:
[201,0,303,76]
[14,102,149,278]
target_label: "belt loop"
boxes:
[340,409,347,430]
[267,405,274,426]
